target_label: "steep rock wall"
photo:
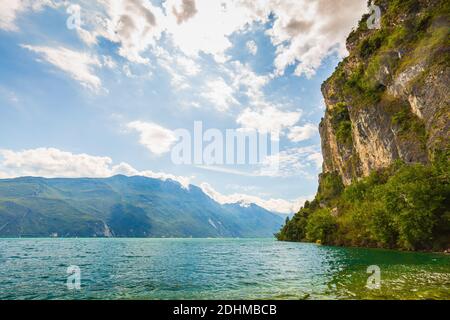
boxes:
[319,0,449,185]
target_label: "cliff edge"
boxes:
[277,0,449,251]
[321,0,449,185]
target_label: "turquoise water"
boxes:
[0,238,449,300]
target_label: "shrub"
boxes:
[317,172,344,203]
[359,32,386,58]
[330,103,353,146]
[305,209,337,244]
[391,109,427,144]
[375,164,446,250]
[277,159,450,251]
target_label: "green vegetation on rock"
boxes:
[330,103,353,146]
[276,155,450,251]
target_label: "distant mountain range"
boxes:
[0,175,284,238]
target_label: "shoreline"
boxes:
[1,236,449,255]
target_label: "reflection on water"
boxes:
[0,238,448,300]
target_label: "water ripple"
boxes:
[0,238,448,300]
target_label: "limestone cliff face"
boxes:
[320,0,449,185]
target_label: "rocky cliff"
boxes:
[276,0,449,251]
[320,0,449,185]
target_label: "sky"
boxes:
[0,0,368,213]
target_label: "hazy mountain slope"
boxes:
[223,203,288,238]
[0,176,283,238]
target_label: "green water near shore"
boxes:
[0,238,448,300]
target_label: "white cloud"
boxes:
[0,147,311,210]
[127,121,177,155]
[0,0,26,31]
[306,152,323,169]
[241,0,367,77]
[175,55,201,76]
[201,77,239,112]
[21,44,103,92]
[76,0,166,64]
[75,26,98,46]
[0,0,56,31]
[153,46,200,90]
[155,45,270,114]
[104,0,165,64]
[201,182,312,214]
[223,62,305,138]
[163,0,258,62]
[162,0,366,76]
[2,0,366,77]
[236,106,301,135]
[0,148,117,178]
[0,147,191,188]
[288,123,318,142]
[246,40,258,55]
[140,170,192,189]
[227,61,269,105]
[259,145,322,177]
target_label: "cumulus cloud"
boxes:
[227,61,269,106]
[21,44,103,92]
[1,0,164,64]
[156,46,270,113]
[201,182,312,214]
[236,106,301,135]
[153,46,201,90]
[201,77,239,112]
[0,0,27,31]
[127,121,178,155]
[288,123,319,142]
[175,55,201,76]
[163,0,257,62]
[241,0,368,77]
[0,0,56,31]
[77,0,165,64]
[162,0,366,75]
[0,148,121,178]
[3,0,366,77]
[170,0,198,24]
[0,147,191,188]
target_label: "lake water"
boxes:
[0,238,448,300]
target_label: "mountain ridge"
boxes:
[0,175,284,238]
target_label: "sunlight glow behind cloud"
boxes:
[2,0,367,77]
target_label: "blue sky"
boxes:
[0,0,367,213]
